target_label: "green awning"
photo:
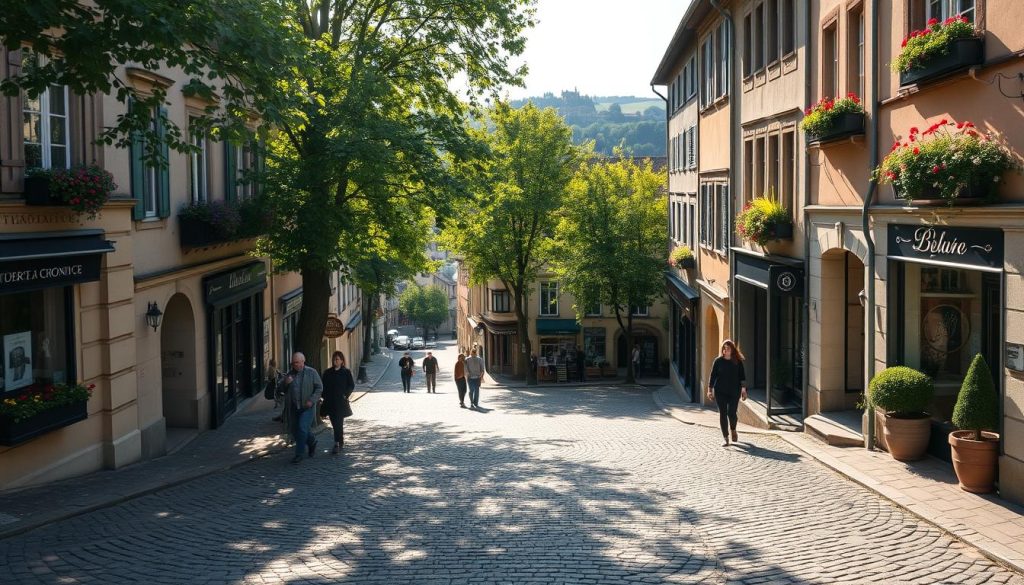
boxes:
[536,319,580,335]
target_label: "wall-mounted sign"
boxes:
[324,316,345,338]
[0,255,103,294]
[1007,343,1024,373]
[888,224,1003,270]
[205,261,268,306]
[769,265,804,297]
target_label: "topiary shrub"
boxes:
[868,366,934,418]
[952,354,999,441]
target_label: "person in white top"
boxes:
[631,344,642,380]
[464,348,485,409]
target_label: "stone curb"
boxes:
[651,388,1024,576]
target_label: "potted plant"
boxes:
[894,16,983,87]
[0,382,93,446]
[874,120,1014,205]
[801,93,865,144]
[23,167,55,205]
[47,165,117,219]
[736,192,793,246]
[949,354,1000,493]
[868,366,934,461]
[178,200,242,248]
[671,245,695,269]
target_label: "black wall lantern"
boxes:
[146,302,164,332]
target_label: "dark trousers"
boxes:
[715,391,741,439]
[455,378,467,404]
[633,361,641,379]
[425,372,437,393]
[290,407,316,459]
[401,372,412,392]
[327,413,344,445]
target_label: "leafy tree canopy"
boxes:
[399,284,449,337]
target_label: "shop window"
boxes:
[282,309,299,365]
[23,82,70,170]
[189,117,209,203]
[584,327,606,366]
[0,288,72,394]
[491,289,510,313]
[539,282,559,316]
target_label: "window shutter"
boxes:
[157,107,171,218]
[0,47,25,194]
[224,141,237,201]
[255,141,265,197]
[130,129,146,220]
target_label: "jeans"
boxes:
[467,377,481,406]
[291,407,316,458]
[455,378,467,404]
[714,390,741,439]
[327,413,344,445]
[401,372,412,392]
[425,372,437,393]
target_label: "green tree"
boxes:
[399,284,449,339]
[252,1,534,369]
[441,103,581,384]
[550,154,667,383]
[352,251,428,363]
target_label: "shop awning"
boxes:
[665,271,700,306]
[0,229,115,294]
[481,317,518,335]
[345,311,362,331]
[536,319,580,335]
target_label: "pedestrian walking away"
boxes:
[321,351,355,455]
[707,339,747,447]
[632,343,642,380]
[399,351,415,393]
[464,348,485,409]
[422,351,439,393]
[454,352,468,407]
[278,352,323,463]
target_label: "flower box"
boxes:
[767,221,793,240]
[23,175,61,206]
[807,111,865,144]
[179,215,234,248]
[676,256,695,269]
[899,37,983,87]
[0,401,87,446]
[903,178,991,206]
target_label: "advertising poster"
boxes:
[4,331,33,392]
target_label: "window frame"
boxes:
[539,281,559,317]
[822,19,839,100]
[491,289,511,313]
[189,117,209,204]
[23,83,71,171]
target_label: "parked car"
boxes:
[412,336,425,349]
[425,338,437,349]
[393,335,410,350]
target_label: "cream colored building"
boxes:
[0,48,364,490]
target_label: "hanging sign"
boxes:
[324,316,345,338]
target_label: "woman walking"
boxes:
[707,340,747,447]
[322,351,355,454]
[454,353,468,408]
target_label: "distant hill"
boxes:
[510,91,666,157]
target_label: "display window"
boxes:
[0,288,72,394]
[583,328,606,366]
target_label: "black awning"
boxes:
[481,317,518,336]
[0,230,115,294]
[665,272,700,306]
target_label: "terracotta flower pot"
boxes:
[949,430,999,493]
[882,414,931,461]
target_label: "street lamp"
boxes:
[146,302,164,332]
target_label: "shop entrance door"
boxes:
[213,296,259,427]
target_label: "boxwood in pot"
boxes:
[868,366,934,461]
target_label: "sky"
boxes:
[503,0,687,100]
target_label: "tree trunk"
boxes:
[295,265,332,371]
[361,293,376,363]
[627,313,635,384]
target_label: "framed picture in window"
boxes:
[4,331,33,392]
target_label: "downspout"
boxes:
[802,0,812,422]
[709,0,736,340]
[862,0,880,450]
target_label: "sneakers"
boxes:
[308,439,318,457]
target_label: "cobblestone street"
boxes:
[1,341,1020,584]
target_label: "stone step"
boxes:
[805,413,864,447]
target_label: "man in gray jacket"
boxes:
[464,348,485,409]
[279,352,323,463]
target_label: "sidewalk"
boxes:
[0,351,393,540]
[652,386,1024,575]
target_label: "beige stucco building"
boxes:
[0,48,364,490]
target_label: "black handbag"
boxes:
[263,379,276,400]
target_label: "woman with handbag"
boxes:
[707,339,747,447]
[321,351,355,454]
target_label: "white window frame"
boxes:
[23,83,70,170]
[631,306,650,317]
[539,282,559,316]
[143,109,159,218]
[189,118,208,203]
[585,303,602,317]
[928,0,975,22]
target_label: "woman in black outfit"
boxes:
[322,351,355,454]
[707,339,747,446]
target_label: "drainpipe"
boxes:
[862,0,880,450]
[802,0,812,422]
[709,0,737,339]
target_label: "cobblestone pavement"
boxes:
[2,343,1021,584]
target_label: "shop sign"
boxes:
[0,255,102,294]
[1007,343,1024,373]
[769,265,804,297]
[282,293,302,316]
[324,316,345,338]
[205,262,267,305]
[888,224,1003,270]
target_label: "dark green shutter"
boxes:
[157,107,171,218]
[224,142,237,201]
[254,141,265,198]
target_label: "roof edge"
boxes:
[650,0,711,85]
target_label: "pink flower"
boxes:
[928,17,939,26]
[932,165,941,174]
[909,127,919,135]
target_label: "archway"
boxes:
[616,326,659,376]
[817,249,865,413]
[160,293,199,440]
[702,306,721,400]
